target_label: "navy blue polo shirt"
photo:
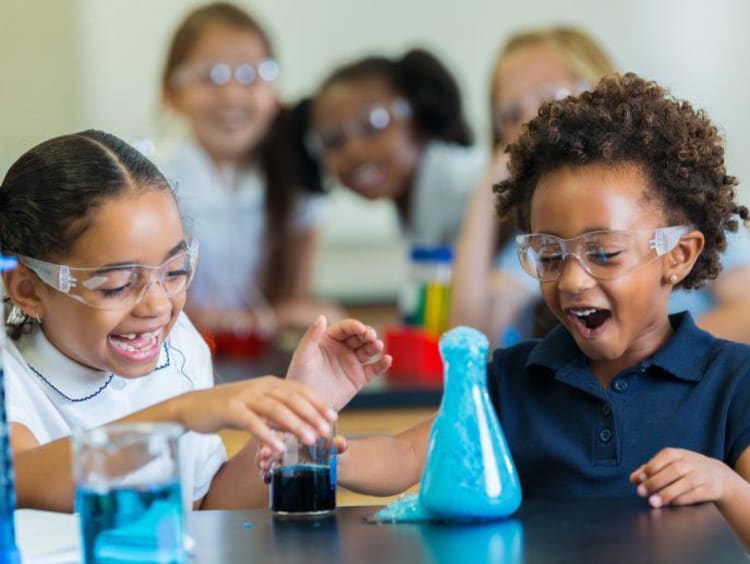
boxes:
[487,312,750,499]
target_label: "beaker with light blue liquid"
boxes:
[420,326,522,518]
[374,326,522,524]
[73,422,186,563]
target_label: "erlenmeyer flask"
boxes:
[420,327,522,519]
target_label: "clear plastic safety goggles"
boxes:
[16,239,199,310]
[306,98,412,157]
[515,226,691,282]
[170,58,280,88]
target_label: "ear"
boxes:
[2,266,47,320]
[161,84,184,115]
[662,229,704,286]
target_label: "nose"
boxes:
[217,80,250,103]
[326,132,365,173]
[133,279,172,317]
[555,253,597,293]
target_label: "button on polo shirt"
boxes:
[612,379,628,393]
[487,312,750,499]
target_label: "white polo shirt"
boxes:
[3,313,227,509]
[158,138,326,310]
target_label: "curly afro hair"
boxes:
[495,72,747,289]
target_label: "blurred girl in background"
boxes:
[158,2,342,339]
[307,49,484,247]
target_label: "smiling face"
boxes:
[530,163,676,381]
[311,76,422,201]
[32,188,188,378]
[166,25,279,166]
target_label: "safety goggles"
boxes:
[170,58,280,88]
[306,98,412,157]
[16,239,199,310]
[515,226,691,282]
[493,80,589,133]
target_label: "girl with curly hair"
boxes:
[451,28,750,347]
[268,74,750,547]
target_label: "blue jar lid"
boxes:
[410,245,453,263]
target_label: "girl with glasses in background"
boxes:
[0,130,391,512]
[451,27,750,346]
[306,49,484,247]
[158,2,343,339]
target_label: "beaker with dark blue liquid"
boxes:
[270,428,336,517]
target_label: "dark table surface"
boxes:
[214,350,443,409]
[187,499,747,564]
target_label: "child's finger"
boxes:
[343,333,370,350]
[249,397,318,445]
[326,319,369,342]
[231,409,284,452]
[640,448,684,479]
[295,314,328,352]
[637,461,689,498]
[629,465,647,484]
[647,476,706,508]
[364,355,392,380]
[332,435,348,453]
[355,341,385,363]
[269,388,333,436]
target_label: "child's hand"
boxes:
[256,434,348,484]
[286,316,392,411]
[175,377,337,452]
[630,447,735,508]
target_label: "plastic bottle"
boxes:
[420,326,522,519]
[0,255,20,563]
[399,246,452,335]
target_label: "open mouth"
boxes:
[344,163,386,196]
[108,329,162,361]
[210,108,253,132]
[567,307,612,338]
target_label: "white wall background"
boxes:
[2,0,750,299]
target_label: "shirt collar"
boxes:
[18,329,112,402]
[17,328,170,402]
[526,311,712,383]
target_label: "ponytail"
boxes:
[394,49,472,146]
[259,99,324,302]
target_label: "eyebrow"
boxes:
[536,226,615,238]
[94,240,189,272]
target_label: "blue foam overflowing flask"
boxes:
[0,256,20,563]
[420,326,522,519]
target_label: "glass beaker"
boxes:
[269,427,336,517]
[73,422,185,563]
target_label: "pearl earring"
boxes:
[669,274,678,284]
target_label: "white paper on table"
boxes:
[15,509,81,563]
